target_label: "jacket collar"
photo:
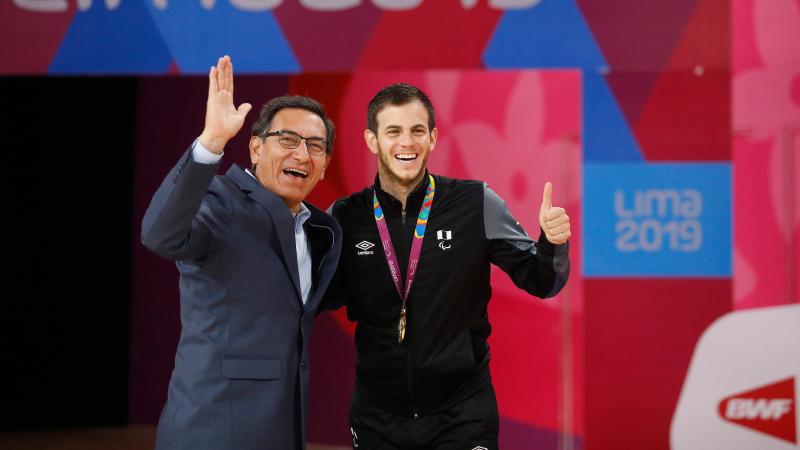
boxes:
[373,170,430,214]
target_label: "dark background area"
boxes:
[1,77,135,430]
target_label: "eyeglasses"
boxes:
[263,130,328,156]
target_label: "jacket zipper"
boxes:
[399,204,418,417]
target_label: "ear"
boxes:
[320,154,332,180]
[249,136,261,164]
[364,129,378,155]
[429,127,438,153]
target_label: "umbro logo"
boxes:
[355,240,375,255]
[471,447,488,450]
[355,241,374,251]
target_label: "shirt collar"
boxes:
[295,202,311,227]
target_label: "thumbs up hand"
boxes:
[538,182,571,245]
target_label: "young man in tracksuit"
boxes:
[326,83,571,449]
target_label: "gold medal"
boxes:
[397,308,407,343]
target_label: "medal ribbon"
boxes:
[373,175,435,341]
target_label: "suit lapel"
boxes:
[263,200,303,303]
[226,165,303,303]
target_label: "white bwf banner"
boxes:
[671,304,800,449]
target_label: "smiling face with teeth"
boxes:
[365,100,438,197]
[249,107,330,213]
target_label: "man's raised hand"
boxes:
[198,55,252,154]
[538,182,571,245]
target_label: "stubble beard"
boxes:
[376,142,428,194]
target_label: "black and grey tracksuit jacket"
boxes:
[325,172,570,416]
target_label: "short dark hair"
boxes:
[250,95,335,154]
[366,83,435,134]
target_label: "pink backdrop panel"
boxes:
[732,0,800,310]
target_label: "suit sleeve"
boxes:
[484,184,569,298]
[140,146,231,261]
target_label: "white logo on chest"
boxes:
[437,230,452,250]
[355,240,375,255]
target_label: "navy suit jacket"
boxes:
[141,148,342,450]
